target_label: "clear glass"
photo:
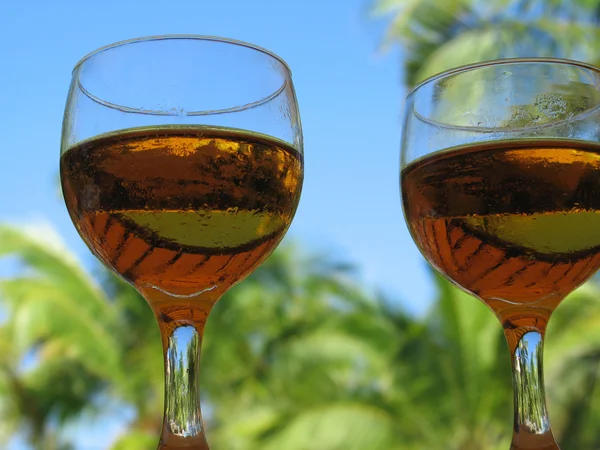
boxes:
[60,35,303,449]
[400,58,600,449]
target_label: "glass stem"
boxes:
[159,323,208,449]
[140,286,219,450]
[503,324,559,450]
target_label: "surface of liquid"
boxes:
[401,140,600,325]
[61,126,303,306]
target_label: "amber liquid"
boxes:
[61,126,303,316]
[402,140,600,332]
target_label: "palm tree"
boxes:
[376,0,600,87]
[200,251,512,449]
[0,223,166,449]
[543,283,600,448]
[185,243,420,449]
[6,218,597,448]
[1,222,414,449]
[0,224,123,449]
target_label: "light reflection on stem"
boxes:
[158,323,210,450]
[505,329,559,450]
[164,325,203,438]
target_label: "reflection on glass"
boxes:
[164,325,202,439]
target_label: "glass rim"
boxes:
[407,57,600,98]
[407,57,600,134]
[72,34,292,74]
[71,34,292,117]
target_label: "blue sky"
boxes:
[1,0,435,447]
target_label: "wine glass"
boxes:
[60,35,303,449]
[400,58,600,449]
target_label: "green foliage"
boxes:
[110,431,156,450]
[376,0,600,87]
[0,225,118,449]
[1,222,600,448]
[0,224,161,448]
[504,85,600,128]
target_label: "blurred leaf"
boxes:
[376,0,600,87]
[261,404,396,450]
[110,430,156,450]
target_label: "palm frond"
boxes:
[261,404,397,450]
[0,224,116,323]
